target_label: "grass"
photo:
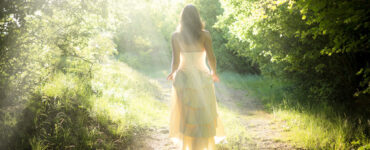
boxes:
[90,60,168,129]
[219,72,287,112]
[86,60,170,148]
[219,71,370,149]
[89,61,170,146]
[216,105,252,150]
[1,59,169,149]
[3,59,368,149]
[2,59,255,149]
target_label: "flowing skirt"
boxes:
[169,68,226,150]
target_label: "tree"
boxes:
[216,0,370,104]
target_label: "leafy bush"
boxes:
[216,0,370,114]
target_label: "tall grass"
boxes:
[3,60,169,149]
[9,72,116,149]
[219,71,370,149]
[90,60,169,131]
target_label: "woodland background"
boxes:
[0,0,369,149]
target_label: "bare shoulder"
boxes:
[201,30,211,41]
[201,30,211,39]
[202,29,210,34]
[171,31,180,40]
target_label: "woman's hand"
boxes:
[167,71,176,81]
[211,73,220,82]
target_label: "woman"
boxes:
[167,4,226,150]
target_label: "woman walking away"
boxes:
[167,4,226,150]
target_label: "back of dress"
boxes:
[178,50,208,71]
[169,49,226,150]
[174,51,212,89]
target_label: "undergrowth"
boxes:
[3,60,168,149]
[220,71,370,149]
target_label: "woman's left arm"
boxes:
[167,33,180,80]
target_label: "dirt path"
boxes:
[130,78,301,150]
[213,83,299,149]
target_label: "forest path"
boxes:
[129,77,301,150]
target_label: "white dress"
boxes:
[169,50,226,150]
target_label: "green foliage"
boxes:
[113,0,182,71]
[187,0,260,73]
[216,0,370,101]
[9,73,115,149]
[1,0,369,149]
[1,0,175,148]
[0,0,122,149]
[216,0,370,147]
[220,72,370,149]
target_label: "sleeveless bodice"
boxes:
[178,50,209,72]
[173,50,212,89]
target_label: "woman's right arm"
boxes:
[204,31,220,82]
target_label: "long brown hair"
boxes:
[178,4,204,44]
